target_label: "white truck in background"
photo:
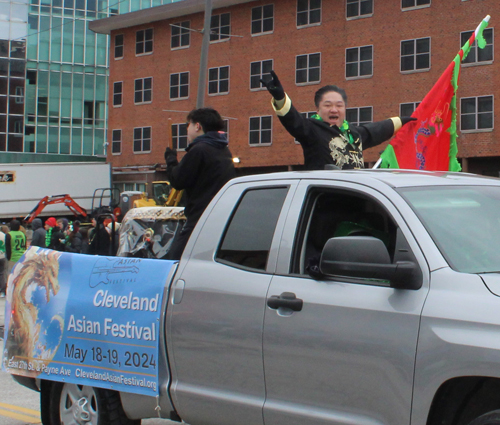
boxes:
[0,162,112,220]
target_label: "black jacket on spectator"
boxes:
[30,218,46,248]
[166,131,236,230]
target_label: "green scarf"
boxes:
[311,115,354,144]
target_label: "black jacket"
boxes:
[275,95,397,170]
[30,218,46,248]
[166,131,236,229]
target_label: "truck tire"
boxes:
[469,410,500,425]
[48,382,141,425]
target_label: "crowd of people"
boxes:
[0,216,114,297]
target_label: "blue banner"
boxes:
[2,247,176,396]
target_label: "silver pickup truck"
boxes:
[5,169,500,425]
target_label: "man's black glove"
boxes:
[401,117,417,126]
[260,70,285,101]
[164,147,177,165]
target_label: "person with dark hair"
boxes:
[5,219,27,274]
[261,70,416,170]
[164,107,236,260]
[65,220,83,254]
[88,216,111,256]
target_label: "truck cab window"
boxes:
[216,187,288,271]
[292,189,398,276]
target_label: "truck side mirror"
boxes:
[319,235,422,290]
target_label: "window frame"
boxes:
[134,77,153,105]
[133,126,152,153]
[346,0,373,19]
[401,0,430,10]
[251,4,274,36]
[400,102,421,117]
[346,106,373,126]
[250,59,274,91]
[345,45,373,79]
[249,115,273,146]
[208,65,230,96]
[114,34,124,59]
[111,129,121,155]
[460,95,494,133]
[400,37,431,73]
[460,28,494,66]
[136,28,153,56]
[210,12,231,43]
[215,186,290,272]
[169,72,189,100]
[113,81,123,107]
[296,0,322,28]
[171,122,188,150]
[295,52,321,85]
[171,20,190,50]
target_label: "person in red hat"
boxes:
[44,217,64,250]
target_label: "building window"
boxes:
[346,45,373,78]
[346,0,373,18]
[296,53,321,84]
[400,102,421,116]
[115,34,123,59]
[297,0,321,27]
[113,81,122,106]
[172,123,188,150]
[14,86,24,104]
[461,29,493,65]
[346,107,373,125]
[401,37,430,72]
[251,4,274,35]
[136,28,153,55]
[460,96,493,131]
[112,129,121,154]
[133,126,151,152]
[134,77,152,104]
[170,72,189,100]
[402,0,430,8]
[208,66,230,95]
[250,59,273,90]
[222,119,229,140]
[210,13,230,42]
[249,116,272,145]
[171,21,190,49]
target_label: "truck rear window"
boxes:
[216,187,288,271]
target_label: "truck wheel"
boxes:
[49,382,140,425]
[469,410,500,425]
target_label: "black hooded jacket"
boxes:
[166,131,236,229]
[31,218,47,248]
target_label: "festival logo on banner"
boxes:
[2,247,175,396]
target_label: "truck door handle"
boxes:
[267,292,303,312]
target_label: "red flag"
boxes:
[379,16,490,171]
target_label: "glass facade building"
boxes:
[0,0,180,161]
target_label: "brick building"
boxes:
[89,0,498,191]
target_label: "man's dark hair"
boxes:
[10,219,20,231]
[314,85,348,108]
[186,108,224,133]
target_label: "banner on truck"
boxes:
[1,247,176,396]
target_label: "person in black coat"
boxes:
[261,70,416,170]
[164,108,236,260]
[30,218,46,248]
